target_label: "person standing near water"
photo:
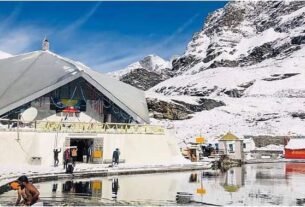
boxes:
[63,148,70,169]
[53,148,61,167]
[71,147,78,166]
[112,148,120,166]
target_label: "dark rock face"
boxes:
[291,112,305,119]
[197,98,226,110]
[110,55,173,91]
[146,97,225,120]
[246,135,287,147]
[154,85,218,97]
[206,59,239,70]
[120,68,166,91]
[245,113,281,124]
[240,41,302,66]
[171,55,199,74]
[291,35,305,45]
[262,73,300,81]
[173,98,225,112]
[146,98,192,120]
[223,89,244,98]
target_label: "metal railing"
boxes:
[0,119,165,135]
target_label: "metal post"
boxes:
[17,114,20,141]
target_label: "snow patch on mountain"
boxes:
[108,55,170,79]
[147,1,305,143]
[149,47,305,141]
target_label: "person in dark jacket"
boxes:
[63,149,70,169]
[112,148,120,166]
[53,148,61,167]
[87,143,93,163]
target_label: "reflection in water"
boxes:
[111,178,119,200]
[1,163,305,206]
[62,180,101,196]
[189,173,198,183]
[221,167,244,193]
[286,163,305,174]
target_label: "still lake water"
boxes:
[1,163,305,206]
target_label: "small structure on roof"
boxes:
[219,132,244,161]
[285,139,305,159]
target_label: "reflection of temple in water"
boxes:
[221,167,245,193]
[62,180,102,197]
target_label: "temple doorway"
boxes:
[70,138,94,162]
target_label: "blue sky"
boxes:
[0,2,226,72]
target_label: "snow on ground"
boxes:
[146,91,199,105]
[232,28,287,58]
[0,51,12,59]
[286,139,305,149]
[151,47,305,97]
[151,96,305,146]
[280,6,305,24]
[255,144,284,151]
[148,46,305,145]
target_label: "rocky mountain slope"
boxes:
[171,1,305,75]
[146,1,305,143]
[108,55,172,90]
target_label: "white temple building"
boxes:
[0,40,183,166]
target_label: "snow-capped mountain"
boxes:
[107,1,305,144]
[145,1,305,143]
[110,54,171,78]
[169,1,305,75]
[108,55,172,90]
[0,51,12,59]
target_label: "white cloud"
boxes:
[0,4,22,33]
[0,27,44,54]
[55,2,102,39]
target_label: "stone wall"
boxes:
[244,135,305,147]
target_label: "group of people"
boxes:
[202,143,218,157]
[9,176,40,206]
[53,144,94,168]
[55,146,120,168]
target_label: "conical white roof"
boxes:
[0,50,149,123]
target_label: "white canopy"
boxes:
[0,50,149,123]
